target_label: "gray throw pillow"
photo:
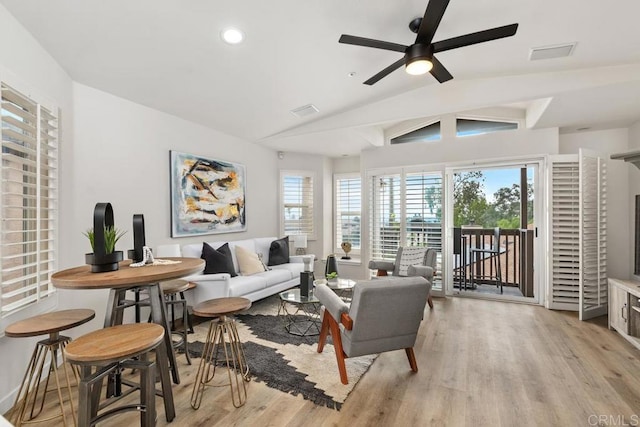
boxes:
[201,242,237,277]
[268,237,290,266]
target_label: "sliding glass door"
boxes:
[445,161,542,303]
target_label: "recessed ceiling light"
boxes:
[221,28,244,45]
[348,72,356,77]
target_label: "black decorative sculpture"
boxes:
[128,214,146,262]
[84,203,124,273]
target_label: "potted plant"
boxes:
[84,203,125,273]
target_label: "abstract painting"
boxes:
[170,151,246,237]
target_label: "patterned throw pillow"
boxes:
[396,247,427,276]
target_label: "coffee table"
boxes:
[278,288,321,336]
[325,278,356,300]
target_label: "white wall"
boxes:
[63,82,284,323]
[362,127,559,170]
[559,128,631,279]
[0,3,74,414]
[627,122,640,276]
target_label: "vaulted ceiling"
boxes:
[3,0,640,156]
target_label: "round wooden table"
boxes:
[51,257,204,422]
[6,309,95,427]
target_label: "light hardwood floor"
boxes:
[5,297,640,426]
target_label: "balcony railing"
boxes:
[454,227,534,297]
[370,225,534,297]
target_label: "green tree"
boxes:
[453,171,488,226]
[491,182,534,228]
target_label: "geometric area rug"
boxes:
[186,295,377,410]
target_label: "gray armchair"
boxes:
[368,247,436,308]
[315,276,429,384]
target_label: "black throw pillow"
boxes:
[268,236,290,266]
[201,242,237,277]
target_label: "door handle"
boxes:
[622,303,627,322]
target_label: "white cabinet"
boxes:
[608,278,640,350]
[609,282,629,334]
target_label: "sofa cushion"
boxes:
[254,237,276,264]
[201,242,237,277]
[253,269,294,287]
[235,245,266,276]
[268,236,290,266]
[228,275,267,297]
[269,262,304,279]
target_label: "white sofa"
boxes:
[157,237,314,306]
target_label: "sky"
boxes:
[480,167,535,202]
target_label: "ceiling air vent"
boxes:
[290,104,319,118]
[529,42,576,61]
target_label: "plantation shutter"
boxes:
[1,82,58,316]
[335,175,361,251]
[547,152,607,318]
[405,171,443,289]
[547,155,581,310]
[405,172,443,248]
[369,174,401,260]
[281,172,314,238]
[579,149,607,320]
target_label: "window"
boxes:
[390,121,441,144]
[456,118,518,137]
[1,82,58,327]
[281,171,314,239]
[334,174,361,256]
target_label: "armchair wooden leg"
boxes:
[317,314,330,353]
[405,348,418,373]
[326,314,349,385]
[427,295,433,309]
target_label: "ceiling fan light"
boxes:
[406,59,433,75]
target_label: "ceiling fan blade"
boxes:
[429,56,453,83]
[363,58,406,85]
[432,23,519,53]
[416,0,450,44]
[339,35,407,53]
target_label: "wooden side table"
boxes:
[6,309,95,427]
[191,297,252,409]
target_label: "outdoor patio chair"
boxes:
[315,276,429,384]
[368,246,436,308]
[469,227,503,293]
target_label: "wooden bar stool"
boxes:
[160,280,195,365]
[6,309,95,427]
[190,297,251,409]
[65,323,173,427]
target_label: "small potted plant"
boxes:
[84,203,125,273]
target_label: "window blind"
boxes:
[369,174,401,261]
[1,82,58,316]
[405,172,443,249]
[335,175,361,252]
[281,172,314,238]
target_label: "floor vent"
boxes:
[529,42,576,61]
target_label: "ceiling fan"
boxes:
[339,0,518,85]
